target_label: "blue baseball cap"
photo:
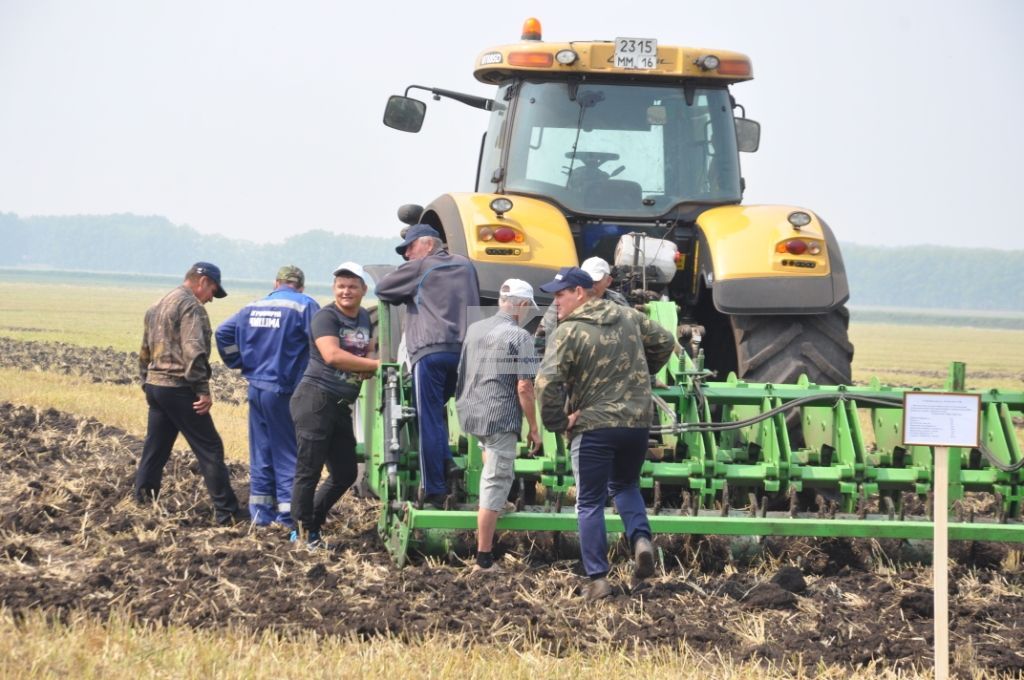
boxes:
[539,266,594,294]
[192,261,227,298]
[396,223,440,257]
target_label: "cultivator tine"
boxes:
[788,486,798,519]
[720,482,730,517]
[682,491,692,516]
[653,482,663,515]
[883,496,896,522]
[748,493,758,518]
[899,493,908,522]
[927,491,934,522]
[856,489,868,520]
[816,494,826,519]
[995,493,1006,524]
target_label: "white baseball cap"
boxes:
[500,278,539,309]
[332,261,369,284]
[581,256,612,282]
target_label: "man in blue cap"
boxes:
[136,262,248,526]
[216,265,320,528]
[376,224,480,508]
[535,266,676,600]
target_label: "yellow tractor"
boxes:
[383,18,852,386]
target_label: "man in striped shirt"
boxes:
[455,279,542,572]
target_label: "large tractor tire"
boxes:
[730,306,853,386]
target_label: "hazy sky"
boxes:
[1,1,1021,248]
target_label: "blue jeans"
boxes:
[571,427,652,578]
[414,351,459,495]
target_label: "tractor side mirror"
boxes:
[735,118,761,153]
[383,95,427,133]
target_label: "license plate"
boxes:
[614,37,657,69]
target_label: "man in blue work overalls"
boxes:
[216,265,320,527]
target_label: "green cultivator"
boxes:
[360,302,1024,566]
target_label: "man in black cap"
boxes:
[376,224,480,508]
[135,262,247,525]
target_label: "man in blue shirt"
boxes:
[216,265,320,527]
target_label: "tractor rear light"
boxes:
[508,51,554,67]
[494,227,516,243]
[717,59,752,76]
[775,242,787,254]
[521,17,542,41]
[478,227,494,242]
[513,232,525,243]
[808,241,822,255]
[785,239,808,255]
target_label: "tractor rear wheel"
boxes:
[731,307,853,386]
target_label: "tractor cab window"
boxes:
[488,80,741,216]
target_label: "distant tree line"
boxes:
[0,212,402,284]
[1,212,1021,311]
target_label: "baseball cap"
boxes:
[580,257,611,282]
[500,278,539,309]
[192,261,227,298]
[332,261,369,284]
[276,265,305,287]
[395,223,440,257]
[538,266,594,294]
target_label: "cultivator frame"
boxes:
[360,302,1024,566]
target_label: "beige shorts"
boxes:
[477,431,519,512]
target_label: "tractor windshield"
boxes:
[478,81,742,216]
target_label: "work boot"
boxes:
[422,493,447,510]
[582,577,613,602]
[633,535,656,580]
[217,508,252,527]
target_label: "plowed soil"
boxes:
[1,338,1023,675]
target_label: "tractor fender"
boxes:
[695,205,849,314]
[419,192,578,302]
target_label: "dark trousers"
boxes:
[135,384,240,523]
[247,385,298,525]
[571,427,652,578]
[290,382,358,533]
[413,351,459,496]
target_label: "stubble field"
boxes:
[1,275,1023,679]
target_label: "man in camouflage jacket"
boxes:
[535,266,676,600]
[135,262,246,526]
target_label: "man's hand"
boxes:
[566,410,581,430]
[193,393,213,415]
[526,427,542,454]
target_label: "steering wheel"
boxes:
[565,151,620,167]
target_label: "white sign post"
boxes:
[903,392,981,680]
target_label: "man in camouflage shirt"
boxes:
[135,262,247,526]
[536,266,676,600]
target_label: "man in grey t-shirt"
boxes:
[456,279,541,572]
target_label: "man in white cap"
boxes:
[580,256,628,307]
[536,256,627,354]
[289,262,379,547]
[455,279,542,572]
